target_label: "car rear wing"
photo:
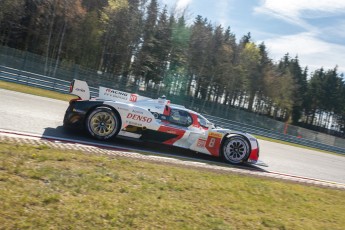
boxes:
[69,79,90,100]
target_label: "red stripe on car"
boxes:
[158,126,186,145]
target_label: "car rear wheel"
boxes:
[86,107,120,140]
[222,135,250,164]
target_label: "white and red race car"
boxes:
[63,80,260,165]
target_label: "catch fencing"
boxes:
[0,45,344,154]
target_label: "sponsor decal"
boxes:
[117,107,129,111]
[99,87,151,102]
[197,139,206,148]
[103,88,129,100]
[105,88,128,96]
[208,132,223,139]
[130,94,138,102]
[132,109,144,114]
[206,136,221,157]
[127,113,152,123]
[75,88,85,92]
[126,120,143,127]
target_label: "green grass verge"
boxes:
[0,80,75,101]
[0,80,342,155]
[0,142,344,229]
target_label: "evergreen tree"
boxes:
[132,0,159,85]
[0,0,25,48]
[306,68,326,126]
[220,27,237,107]
[98,0,129,73]
[238,38,261,111]
[290,56,307,124]
[164,15,190,95]
[257,42,274,114]
[149,6,172,83]
[276,54,306,122]
[68,10,102,68]
[187,15,213,102]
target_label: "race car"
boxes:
[63,79,260,165]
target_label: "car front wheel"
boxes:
[222,135,250,164]
[86,107,120,140]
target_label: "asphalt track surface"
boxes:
[1,88,345,185]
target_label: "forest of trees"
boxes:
[0,0,344,136]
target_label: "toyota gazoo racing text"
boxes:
[63,80,261,165]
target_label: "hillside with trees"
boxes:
[0,0,344,137]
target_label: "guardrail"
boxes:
[203,114,345,154]
[0,65,99,97]
[1,65,345,154]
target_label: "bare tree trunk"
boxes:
[191,77,201,109]
[201,74,214,112]
[44,0,57,76]
[247,91,255,112]
[310,109,316,126]
[317,110,323,127]
[98,23,112,72]
[53,21,66,78]
[186,73,193,96]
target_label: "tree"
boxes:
[238,41,261,111]
[264,68,295,120]
[0,0,25,47]
[98,0,129,73]
[205,25,237,113]
[219,27,237,107]
[149,6,172,83]
[289,56,307,124]
[81,0,108,11]
[15,0,87,75]
[335,74,345,136]
[187,15,213,104]
[255,42,273,114]
[132,0,159,84]
[164,15,190,96]
[67,10,102,68]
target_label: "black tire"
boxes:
[222,135,250,164]
[86,107,120,140]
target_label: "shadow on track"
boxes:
[43,126,268,173]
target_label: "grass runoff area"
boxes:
[1,80,345,228]
[0,80,75,101]
[1,142,345,229]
